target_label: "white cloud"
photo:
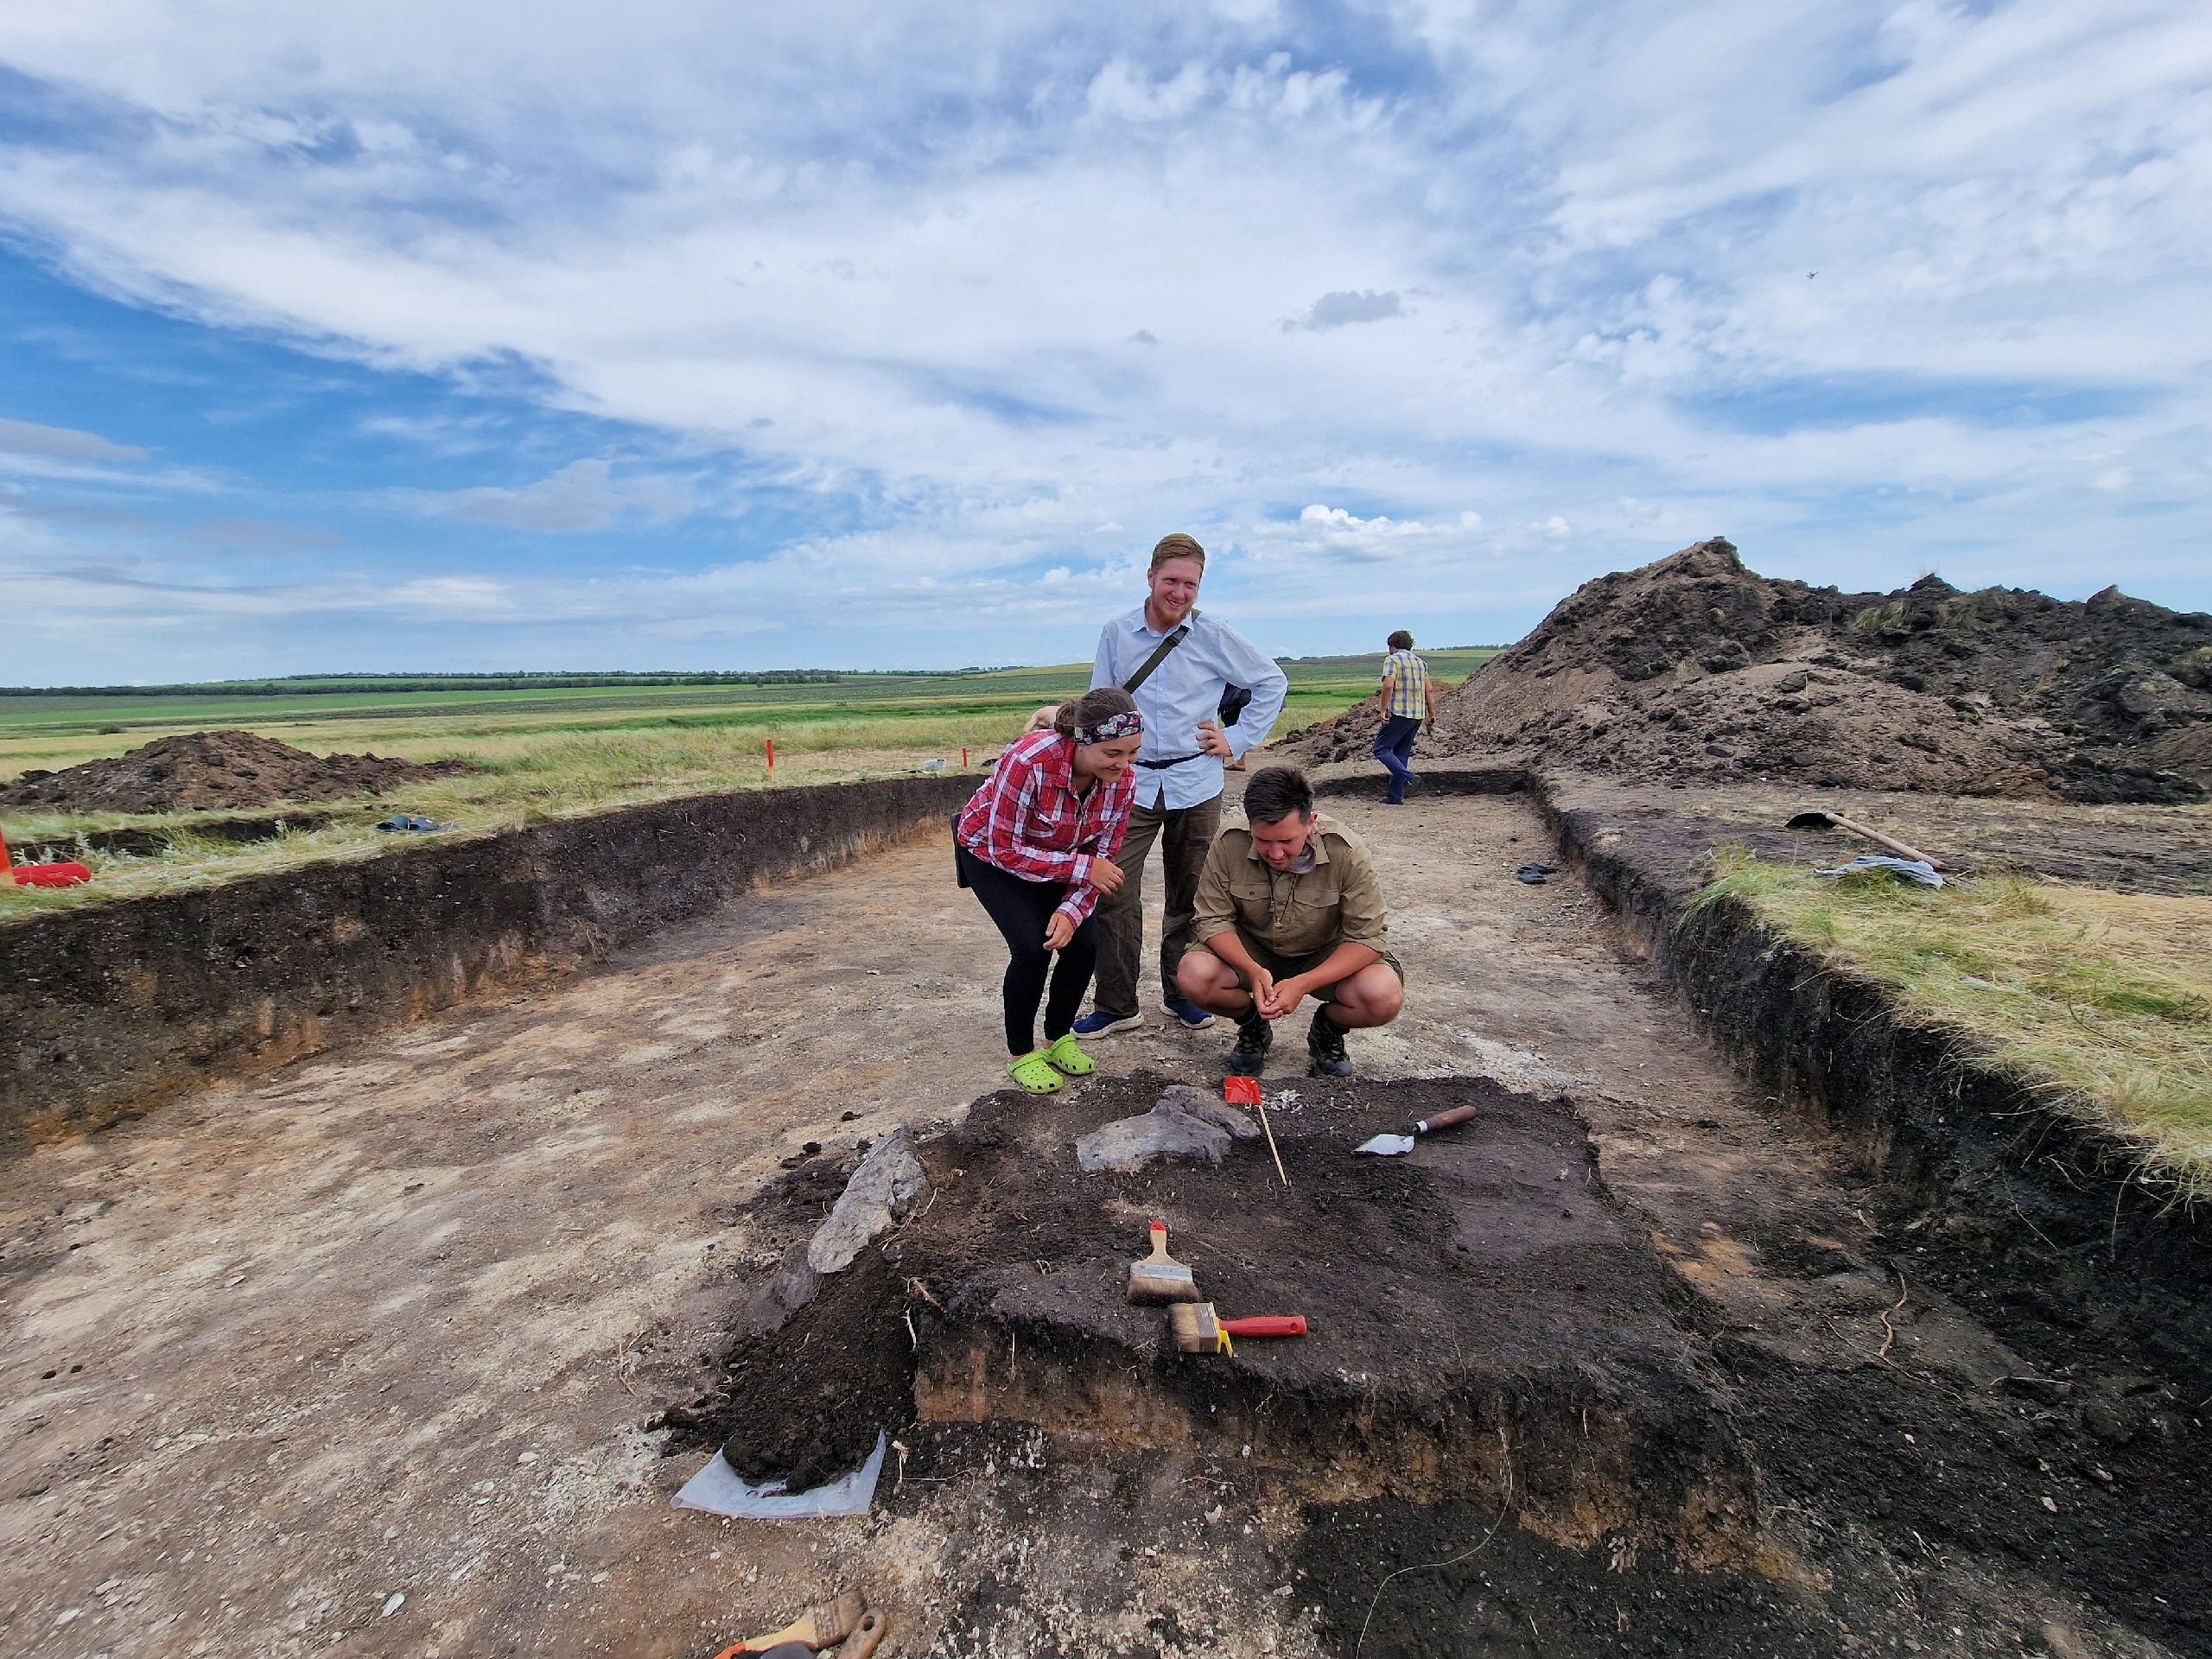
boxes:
[1285,289,1403,332]
[409,459,690,531]
[183,515,339,552]
[0,417,146,461]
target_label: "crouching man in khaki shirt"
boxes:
[1175,765,1405,1079]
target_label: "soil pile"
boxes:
[0,729,469,814]
[1285,538,2212,803]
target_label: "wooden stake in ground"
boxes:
[1224,1077,1288,1185]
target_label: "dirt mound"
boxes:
[1284,538,2212,803]
[0,730,468,814]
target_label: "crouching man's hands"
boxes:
[1256,972,1313,1020]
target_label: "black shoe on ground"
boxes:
[1226,1009,1273,1077]
[1307,1005,1353,1077]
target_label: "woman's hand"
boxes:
[1044,912,1076,952]
[1085,858,1126,894]
[1024,704,1060,734]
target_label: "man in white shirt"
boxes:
[1068,533,1288,1035]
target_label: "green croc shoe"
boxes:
[1044,1033,1096,1077]
[1007,1050,1064,1094]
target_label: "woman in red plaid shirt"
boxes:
[957,687,1143,1093]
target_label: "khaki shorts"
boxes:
[1185,934,1405,1001]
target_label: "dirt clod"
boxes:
[0,729,470,813]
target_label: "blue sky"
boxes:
[2,1,2207,682]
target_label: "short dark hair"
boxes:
[1149,533,1205,575]
[1387,629,1414,651]
[1243,766,1313,825]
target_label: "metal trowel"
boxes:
[1354,1103,1478,1156]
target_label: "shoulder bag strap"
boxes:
[1119,610,1197,694]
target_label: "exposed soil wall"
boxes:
[0,774,971,1147]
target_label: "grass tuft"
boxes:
[1692,850,2212,1197]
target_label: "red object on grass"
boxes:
[766,737,775,772]
[1222,1076,1262,1107]
[1221,1314,1307,1338]
[0,824,93,887]
[13,862,92,887]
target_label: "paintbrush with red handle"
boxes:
[1169,1304,1308,1354]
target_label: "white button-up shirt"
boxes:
[1090,605,1290,811]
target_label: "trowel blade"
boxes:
[1354,1133,1415,1157]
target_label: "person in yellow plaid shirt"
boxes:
[1372,629,1438,804]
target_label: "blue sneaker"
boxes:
[1161,995,1216,1031]
[1073,1007,1144,1037]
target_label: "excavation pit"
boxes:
[675,1074,1762,1565]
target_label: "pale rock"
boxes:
[806,1130,931,1274]
[1076,1104,1230,1173]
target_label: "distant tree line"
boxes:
[0,669,994,696]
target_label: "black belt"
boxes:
[1135,753,1205,770]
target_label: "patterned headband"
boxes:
[1076,709,1142,746]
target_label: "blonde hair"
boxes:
[1149,533,1205,575]
[1052,685,1138,740]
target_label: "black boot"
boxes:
[1307,1004,1352,1077]
[1226,1007,1273,1077]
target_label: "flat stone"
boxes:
[806,1129,931,1274]
[1075,1104,1231,1173]
[1155,1084,1261,1141]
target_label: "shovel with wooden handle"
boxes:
[1355,1103,1478,1157]
[1784,810,1945,872]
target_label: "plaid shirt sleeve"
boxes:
[1054,767,1136,926]
[958,737,1136,927]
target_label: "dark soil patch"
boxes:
[1535,772,2212,897]
[675,1073,1757,1550]
[0,729,471,813]
[1298,1498,1844,1658]
[1719,1351,2211,1653]
[1284,537,2212,804]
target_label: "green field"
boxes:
[0,651,1497,915]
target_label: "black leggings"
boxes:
[958,846,1099,1055]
